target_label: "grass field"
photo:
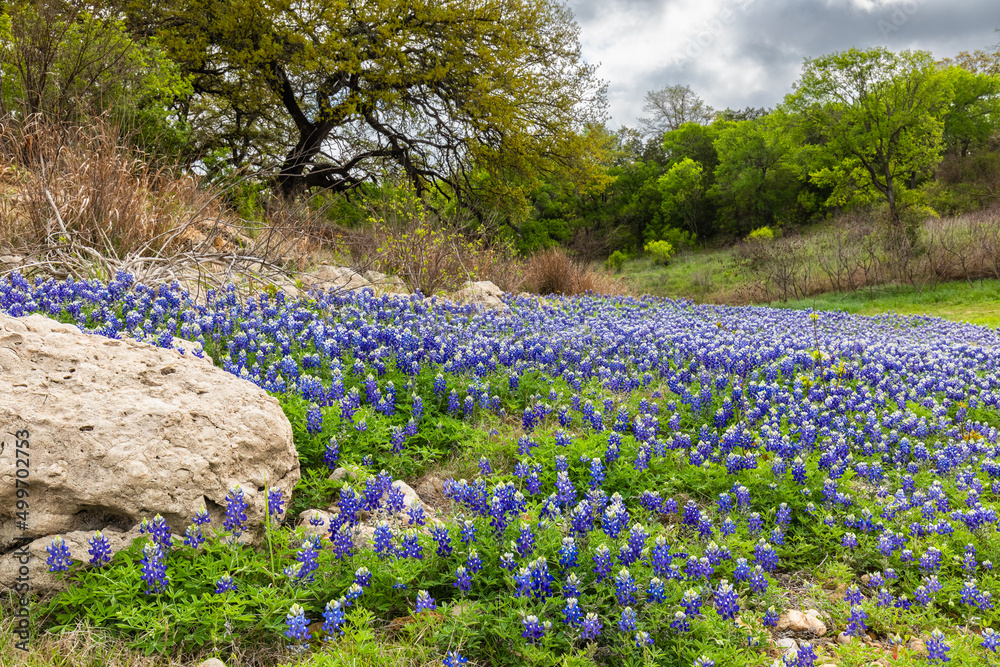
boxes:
[771,279,1000,327]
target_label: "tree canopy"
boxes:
[125,0,607,211]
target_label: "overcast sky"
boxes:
[565,0,1000,128]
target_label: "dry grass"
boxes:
[523,248,630,296]
[0,116,330,300]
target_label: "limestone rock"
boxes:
[301,265,370,293]
[296,509,335,541]
[0,526,151,595]
[777,609,826,636]
[837,631,853,645]
[0,313,299,590]
[451,280,508,310]
[906,637,926,656]
[775,637,799,656]
[197,660,228,667]
[392,480,422,509]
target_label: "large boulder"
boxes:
[0,313,299,590]
[451,280,508,310]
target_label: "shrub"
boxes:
[746,226,775,242]
[604,249,628,272]
[658,226,696,251]
[525,247,629,295]
[643,239,674,265]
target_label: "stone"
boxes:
[329,465,365,483]
[301,265,370,293]
[0,526,153,595]
[837,631,853,645]
[0,312,299,591]
[296,509,335,542]
[0,255,24,265]
[777,609,826,636]
[392,480,422,509]
[451,280,508,310]
[775,638,799,656]
[906,637,926,655]
[803,609,828,636]
[197,659,228,667]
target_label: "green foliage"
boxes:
[605,249,629,272]
[0,1,192,158]
[710,113,803,236]
[128,0,608,212]
[643,239,674,264]
[746,226,775,242]
[785,47,953,236]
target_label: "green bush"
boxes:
[604,249,628,272]
[746,226,775,242]
[643,239,674,264]
[658,226,696,250]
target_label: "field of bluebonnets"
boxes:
[3,270,1000,667]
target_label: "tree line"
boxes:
[1,0,999,260]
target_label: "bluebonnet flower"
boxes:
[267,488,285,520]
[87,531,112,567]
[563,597,584,626]
[614,568,637,605]
[354,566,372,588]
[477,456,492,476]
[795,642,818,667]
[714,580,739,620]
[671,611,691,633]
[443,651,467,667]
[635,631,653,648]
[306,404,323,433]
[139,542,169,594]
[214,574,237,594]
[183,523,205,549]
[522,614,550,644]
[982,628,999,652]
[323,437,340,470]
[454,565,472,594]
[407,502,427,526]
[415,590,437,613]
[593,544,613,582]
[693,658,715,667]
[430,522,453,557]
[223,485,249,537]
[581,612,603,640]
[618,606,637,633]
[466,549,483,574]
[926,630,950,663]
[845,605,867,637]
[763,606,779,627]
[646,577,666,603]
[681,588,702,616]
[559,536,578,568]
[144,514,173,551]
[322,599,346,639]
[286,538,321,583]
[285,604,311,645]
[749,566,769,594]
[46,536,72,573]
[400,530,423,560]
[563,572,583,599]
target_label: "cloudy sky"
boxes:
[565,0,1000,128]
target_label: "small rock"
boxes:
[775,637,799,656]
[837,632,853,645]
[777,610,809,633]
[392,480,422,509]
[198,660,228,667]
[803,609,828,636]
[329,466,364,483]
[906,637,926,655]
[296,509,335,541]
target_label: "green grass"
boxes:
[771,278,1000,328]
[618,246,742,301]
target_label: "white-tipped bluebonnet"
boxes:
[46,536,72,573]
[87,531,111,567]
[139,542,169,594]
[415,590,437,613]
[285,603,311,646]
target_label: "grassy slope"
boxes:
[771,278,1000,328]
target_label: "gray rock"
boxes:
[451,280,508,310]
[0,313,299,591]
